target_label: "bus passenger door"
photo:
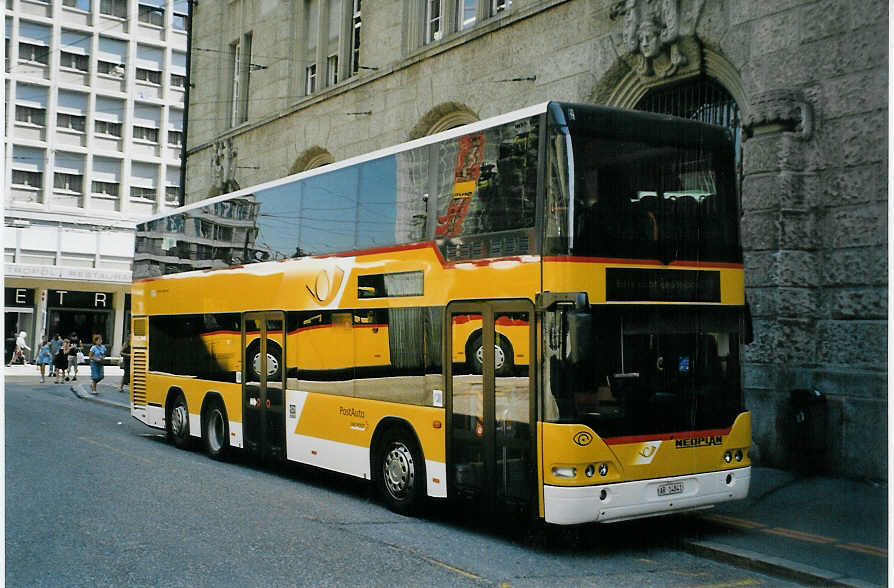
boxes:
[243,311,286,460]
[446,300,535,514]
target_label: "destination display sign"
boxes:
[605,268,721,303]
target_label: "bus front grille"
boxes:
[132,349,148,406]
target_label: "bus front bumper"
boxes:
[543,466,750,525]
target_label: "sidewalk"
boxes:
[4,363,888,585]
[683,466,889,587]
[3,362,131,409]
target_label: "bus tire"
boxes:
[202,398,230,460]
[166,391,191,450]
[246,340,283,382]
[376,428,426,516]
[467,333,514,377]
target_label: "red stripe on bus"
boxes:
[602,427,732,445]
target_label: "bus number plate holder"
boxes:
[657,482,684,497]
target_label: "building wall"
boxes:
[184,0,888,479]
[4,0,188,356]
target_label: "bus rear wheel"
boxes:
[467,333,514,376]
[376,428,425,516]
[203,399,229,460]
[166,391,191,450]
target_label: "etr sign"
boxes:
[47,290,114,309]
[4,288,34,308]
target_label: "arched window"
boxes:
[635,77,742,207]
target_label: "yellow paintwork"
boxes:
[294,393,447,462]
[542,259,745,305]
[540,412,752,486]
[145,371,243,423]
[133,242,748,511]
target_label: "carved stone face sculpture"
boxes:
[637,20,660,58]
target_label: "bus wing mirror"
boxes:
[567,311,592,364]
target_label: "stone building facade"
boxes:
[184,0,887,479]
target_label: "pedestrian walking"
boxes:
[119,340,131,393]
[54,339,70,383]
[88,334,107,395]
[7,330,31,366]
[35,336,52,383]
[67,334,80,381]
[49,334,63,377]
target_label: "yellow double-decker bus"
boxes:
[130,102,751,524]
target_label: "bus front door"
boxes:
[243,311,286,460]
[446,300,535,514]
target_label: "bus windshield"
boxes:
[547,104,741,264]
[545,306,745,438]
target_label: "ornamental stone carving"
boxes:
[211,138,240,194]
[744,89,814,141]
[610,0,704,84]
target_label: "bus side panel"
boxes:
[141,372,244,447]
[284,389,448,498]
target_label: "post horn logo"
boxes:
[573,431,593,447]
[639,445,657,458]
[306,267,345,305]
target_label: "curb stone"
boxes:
[680,539,883,588]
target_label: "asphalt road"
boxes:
[6,379,800,587]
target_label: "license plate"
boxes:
[657,481,684,497]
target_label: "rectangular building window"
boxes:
[327,54,338,86]
[54,172,83,193]
[92,181,119,196]
[133,126,159,143]
[13,170,42,188]
[456,0,476,30]
[15,105,45,126]
[94,119,122,137]
[136,68,162,84]
[100,0,128,18]
[350,0,361,75]
[305,64,316,94]
[63,0,92,10]
[171,73,186,88]
[97,60,125,77]
[229,33,251,126]
[172,8,188,30]
[131,186,156,199]
[60,51,89,72]
[57,112,86,132]
[425,0,443,43]
[138,2,165,26]
[19,42,49,65]
[167,130,183,146]
[492,0,509,13]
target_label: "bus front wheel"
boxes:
[376,428,426,516]
[202,398,230,460]
[166,391,191,450]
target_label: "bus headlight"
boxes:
[585,464,595,477]
[735,449,743,462]
[598,463,609,477]
[552,466,576,479]
[723,451,732,463]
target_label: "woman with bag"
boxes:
[35,336,52,383]
[88,334,107,395]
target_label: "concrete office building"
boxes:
[4,0,188,359]
[184,0,886,479]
